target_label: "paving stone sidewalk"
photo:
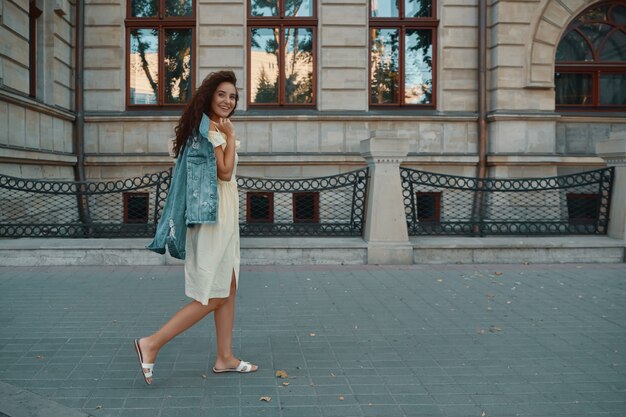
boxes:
[0,263,625,417]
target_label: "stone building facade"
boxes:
[1,0,624,184]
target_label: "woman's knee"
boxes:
[211,297,229,309]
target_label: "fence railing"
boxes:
[237,168,369,237]
[0,168,369,239]
[400,167,614,236]
[0,171,171,238]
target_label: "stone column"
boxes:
[360,131,412,264]
[596,135,626,241]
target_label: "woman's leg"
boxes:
[213,271,258,371]
[138,297,227,383]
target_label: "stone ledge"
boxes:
[411,236,625,264]
[0,236,622,266]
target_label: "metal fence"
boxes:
[0,168,368,238]
[237,168,369,237]
[400,167,614,236]
[0,171,171,238]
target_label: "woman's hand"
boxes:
[217,117,235,140]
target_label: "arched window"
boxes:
[555,1,626,110]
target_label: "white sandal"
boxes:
[133,339,155,385]
[212,360,257,374]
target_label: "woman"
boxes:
[135,71,257,385]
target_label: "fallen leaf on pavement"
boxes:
[201,374,207,379]
[309,333,316,337]
[339,396,345,401]
[95,405,103,410]
[35,355,44,360]
[259,396,272,402]
[489,326,502,333]
[275,370,289,378]
[282,382,290,386]
[494,271,503,276]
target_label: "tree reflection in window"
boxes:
[130,29,159,104]
[251,28,279,103]
[165,29,192,104]
[371,29,399,104]
[369,0,435,106]
[131,0,157,17]
[285,28,313,103]
[127,0,194,107]
[249,0,316,105]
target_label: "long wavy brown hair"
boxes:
[172,71,239,157]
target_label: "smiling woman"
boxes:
[138,71,258,385]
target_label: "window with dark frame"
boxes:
[247,0,317,107]
[247,192,274,223]
[415,191,441,223]
[125,0,195,108]
[555,1,626,110]
[29,1,42,98]
[293,192,319,223]
[566,193,600,224]
[124,192,150,223]
[369,0,437,107]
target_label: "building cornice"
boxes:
[0,88,75,122]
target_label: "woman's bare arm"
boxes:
[212,118,236,181]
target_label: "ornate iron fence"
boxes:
[0,171,171,238]
[237,168,369,237]
[401,167,614,236]
[0,168,368,238]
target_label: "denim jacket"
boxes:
[146,114,218,259]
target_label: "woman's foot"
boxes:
[213,356,258,373]
[134,337,159,384]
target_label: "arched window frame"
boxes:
[555,1,626,110]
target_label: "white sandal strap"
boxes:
[236,360,252,372]
[141,362,154,378]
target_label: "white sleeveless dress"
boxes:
[184,130,240,304]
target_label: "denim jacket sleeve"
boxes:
[146,114,219,259]
[185,115,219,225]
[145,143,190,260]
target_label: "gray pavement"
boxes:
[0,263,625,417]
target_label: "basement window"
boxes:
[124,192,150,223]
[247,192,274,223]
[293,192,319,223]
[416,191,441,223]
[566,193,600,224]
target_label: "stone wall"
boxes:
[0,0,76,180]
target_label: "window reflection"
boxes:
[165,0,193,16]
[371,0,399,17]
[285,28,313,104]
[165,29,192,104]
[130,29,159,105]
[250,0,278,16]
[405,0,431,18]
[404,29,432,104]
[555,73,592,105]
[600,74,626,104]
[578,4,608,23]
[579,23,612,50]
[250,28,280,103]
[131,0,158,17]
[612,5,626,24]
[370,28,399,104]
[285,0,313,17]
[601,31,626,61]
[556,31,593,61]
